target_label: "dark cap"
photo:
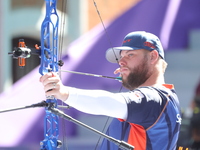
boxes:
[106,31,164,63]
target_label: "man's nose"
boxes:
[119,57,126,66]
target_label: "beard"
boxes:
[122,57,151,90]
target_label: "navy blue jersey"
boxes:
[100,84,181,150]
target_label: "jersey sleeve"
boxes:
[66,87,128,119]
[124,87,168,129]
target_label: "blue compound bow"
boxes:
[39,0,61,149]
[8,0,61,149]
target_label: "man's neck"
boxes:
[139,73,165,88]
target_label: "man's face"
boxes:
[119,49,152,90]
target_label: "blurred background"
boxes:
[0,0,200,149]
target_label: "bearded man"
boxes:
[40,31,181,150]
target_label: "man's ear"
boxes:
[150,50,159,64]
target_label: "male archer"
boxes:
[40,31,181,150]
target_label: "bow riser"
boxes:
[39,0,59,75]
[39,0,60,150]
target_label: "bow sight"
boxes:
[8,39,41,67]
[8,39,63,69]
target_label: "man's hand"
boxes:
[114,68,122,82]
[114,68,121,75]
[39,73,69,101]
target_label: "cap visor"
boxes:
[105,46,140,63]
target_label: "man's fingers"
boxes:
[44,82,58,92]
[40,73,53,82]
[40,74,60,87]
[45,89,56,98]
[40,72,66,100]
[45,86,62,100]
[114,68,121,74]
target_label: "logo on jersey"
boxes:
[131,91,144,103]
[176,114,182,124]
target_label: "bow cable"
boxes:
[92,1,124,149]
[92,0,120,64]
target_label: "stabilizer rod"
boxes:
[49,107,134,150]
[0,101,48,113]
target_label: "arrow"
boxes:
[60,70,122,81]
